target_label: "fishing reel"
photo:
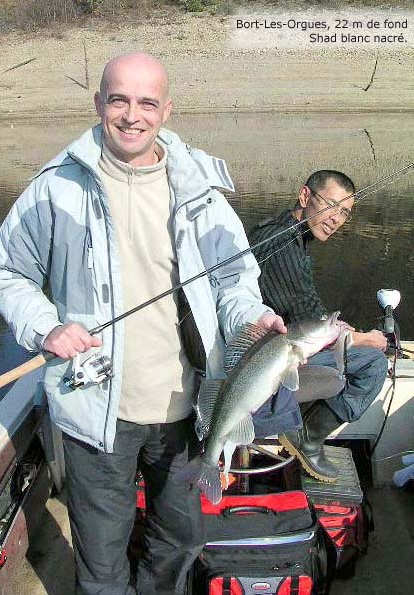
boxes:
[63,352,113,390]
[377,288,402,356]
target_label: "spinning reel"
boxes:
[63,352,113,390]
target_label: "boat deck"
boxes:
[9,484,414,594]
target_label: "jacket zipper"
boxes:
[128,169,133,241]
[95,182,117,452]
[64,152,117,451]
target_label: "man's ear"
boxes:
[94,92,104,118]
[298,185,311,209]
[162,98,173,125]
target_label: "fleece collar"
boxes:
[35,125,234,214]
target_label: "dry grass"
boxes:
[254,0,413,6]
[0,0,81,32]
[0,0,177,32]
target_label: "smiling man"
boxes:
[249,170,388,482]
[0,53,286,595]
[95,54,172,166]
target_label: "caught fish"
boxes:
[176,311,350,504]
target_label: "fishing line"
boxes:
[393,375,414,378]
[84,162,414,335]
[253,162,414,268]
[353,162,414,202]
[254,160,414,260]
[255,232,308,267]
[243,161,414,272]
[1,163,413,391]
[371,450,414,463]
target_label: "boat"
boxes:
[0,369,65,592]
[1,340,413,593]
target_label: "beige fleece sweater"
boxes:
[98,143,196,424]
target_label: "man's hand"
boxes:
[351,329,388,351]
[255,312,287,334]
[43,323,102,359]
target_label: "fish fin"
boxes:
[224,323,270,373]
[285,342,306,364]
[281,364,300,391]
[223,440,237,476]
[226,413,255,445]
[194,379,225,440]
[332,330,353,378]
[280,347,302,391]
[175,457,222,504]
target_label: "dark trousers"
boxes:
[308,346,388,422]
[63,418,203,595]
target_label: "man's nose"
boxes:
[329,209,342,224]
[123,100,141,123]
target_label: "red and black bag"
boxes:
[300,445,374,578]
[314,501,373,574]
[189,491,327,595]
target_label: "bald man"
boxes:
[0,53,286,594]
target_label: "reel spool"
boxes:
[64,353,113,390]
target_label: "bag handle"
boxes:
[222,505,276,516]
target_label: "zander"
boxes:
[176,312,349,504]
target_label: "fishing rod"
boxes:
[255,162,414,266]
[0,162,413,390]
[90,162,414,336]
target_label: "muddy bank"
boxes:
[0,11,413,120]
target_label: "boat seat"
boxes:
[229,364,346,476]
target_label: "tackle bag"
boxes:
[300,445,373,577]
[189,491,327,595]
[314,502,373,574]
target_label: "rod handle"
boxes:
[0,351,55,389]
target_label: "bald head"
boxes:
[94,52,173,167]
[100,53,170,102]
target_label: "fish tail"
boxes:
[175,456,222,504]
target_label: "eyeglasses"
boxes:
[307,187,353,223]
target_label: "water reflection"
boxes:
[0,113,413,384]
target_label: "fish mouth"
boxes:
[318,311,342,343]
[288,311,342,353]
[326,311,341,326]
[291,311,341,335]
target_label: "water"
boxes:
[1,113,413,387]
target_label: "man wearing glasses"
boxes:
[249,170,387,482]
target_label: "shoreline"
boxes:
[1,12,413,121]
[2,106,414,123]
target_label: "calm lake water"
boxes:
[0,112,413,386]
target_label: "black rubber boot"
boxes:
[278,401,342,482]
